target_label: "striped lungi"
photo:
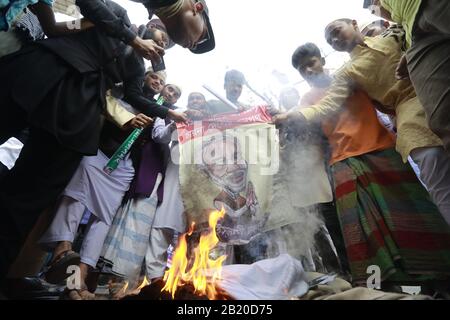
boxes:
[332,148,450,285]
[98,174,163,282]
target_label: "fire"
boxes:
[162,208,227,300]
[120,281,129,296]
[136,276,150,291]
[130,276,150,296]
[115,276,149,299]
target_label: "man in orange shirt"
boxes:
[290,42,450,289]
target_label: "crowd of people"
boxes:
[0,0,450,300]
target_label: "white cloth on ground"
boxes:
[217,254,309,300]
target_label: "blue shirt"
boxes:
[0,0,53,31]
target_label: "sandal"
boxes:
[44,250,80,285]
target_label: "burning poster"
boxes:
[177,106,279,245]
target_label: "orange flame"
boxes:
[127,276,150,296]
[137,276,149,291]
[115,275,150,299]
[162,208,226,299]
[120,281,129,296]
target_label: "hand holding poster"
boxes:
[177,106,279,245]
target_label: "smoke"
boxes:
[177,109,336,271]
[262,133,332,268]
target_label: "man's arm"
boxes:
[76,0,165,61]
[152,117,176,144]
[29,2,94,37]
[123,77,170,119]
[105,92,136,128]
[299,91,317,108]
[122,53,170,119]
[75,0,136,44]
[272,68,354,126]
[105,92,154,129]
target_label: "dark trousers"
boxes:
[0,162,7,181]
[407,0,450,153]
[0,119,82,288]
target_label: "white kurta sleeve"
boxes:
[152,117,175,144]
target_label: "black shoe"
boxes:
[4,277,65,300]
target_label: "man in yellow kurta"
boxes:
[273,19,450,225]
[363,0,450,155]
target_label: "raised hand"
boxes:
[168,109,189,124]
[131,37,165,62]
